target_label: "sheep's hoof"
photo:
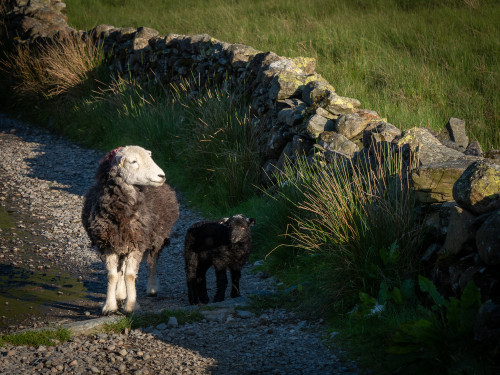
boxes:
[147,292,157,297]
[102,303,118,315]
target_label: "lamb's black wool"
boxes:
[184,214,256,305]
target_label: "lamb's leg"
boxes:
[230,268,242,298]
[102,252,119,315]
[147,251,160,297]
[186,265,199,305]
[123,253,141,313]
[116,257,127,302]
[196,263,210,304]
[213,267,228,302]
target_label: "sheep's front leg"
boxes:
[213,268,228,302]
[103,252,119,315]
[116,257,127,302]
[230,268,242,298]
[147,251,160,297]
[123,253,141,313]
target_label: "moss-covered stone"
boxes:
[453,160,500,215]
[413,159,478,203]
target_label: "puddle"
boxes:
[0,206,89,331]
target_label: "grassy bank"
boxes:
[66,0,500,149]
[1,1,498,373]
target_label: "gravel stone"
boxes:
[0,115,360,374]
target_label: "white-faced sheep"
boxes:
[184,214,256,305]
[82,146,179,314]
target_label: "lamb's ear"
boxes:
[247,218,256,226]
[218,217,229,224]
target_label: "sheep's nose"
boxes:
[158,174,165,179]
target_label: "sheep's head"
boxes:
[111,146,165,187]
[220,214,256,243]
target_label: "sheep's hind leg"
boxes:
[147,251,160,297]
[213,268,228,303]
[115,257,127,302]
[123,253,141,313]
[102,252,119,315]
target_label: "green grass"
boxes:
[102,309,204,334]
[0,327,71,347]
[66,0,500,149]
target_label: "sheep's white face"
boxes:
[114,146,165,187]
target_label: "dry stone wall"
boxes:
[3,1,500,325]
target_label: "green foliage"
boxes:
[268,147,424,312]
[102,317,133,334]
[387,277,489,374]
[0,327,71,347]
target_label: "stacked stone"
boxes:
[2,0,77,45]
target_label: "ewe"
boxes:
[82,146,179,314]
[184,214,256,305]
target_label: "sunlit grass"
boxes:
[67,0,500,149]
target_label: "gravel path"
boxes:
[0,114,359,374]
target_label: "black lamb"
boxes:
[184,214,256,305]
[82,146,179,314]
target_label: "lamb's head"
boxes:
[220,214,256,243]
[111,146,165,187]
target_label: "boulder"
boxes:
[464,140,483,156]
[396,127,469,166]
[476,209,500,265]
[277,99,307,127]
[334,110,379,140]
[305,114,333,139]
[316,131,358,158]
[302,80,335,106]
[441,204,476,256]
[453,160,500,215]
[268,71,321,101]
[325,94,360,115]
[445,117,469,149]
[474,301,500,347]
[362,121,401,149]
[412,158,478,203]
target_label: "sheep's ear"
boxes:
[247,218,256,226]
[218,217,229,224]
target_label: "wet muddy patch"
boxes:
[0,206,93,332]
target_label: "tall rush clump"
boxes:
[0,34,106,102]
[275,145,423,311]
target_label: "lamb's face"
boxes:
[114,146,165,187]
[223,214,256,243]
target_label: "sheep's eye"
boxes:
[130,160,137,164]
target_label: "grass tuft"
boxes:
[0,327,71,347]
[0,34,106,102]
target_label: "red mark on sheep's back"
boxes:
[101,147,123,164]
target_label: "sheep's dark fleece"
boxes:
[82,156,178,262]
[184,214,256,305]
[82,146,179,313]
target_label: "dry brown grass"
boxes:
[0,34,104,100]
